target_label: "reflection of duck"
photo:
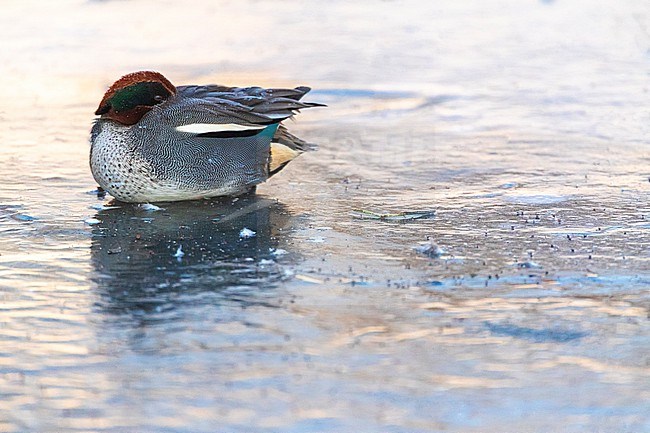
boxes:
[90,195,291,316]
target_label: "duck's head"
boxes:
[95,71,176,126]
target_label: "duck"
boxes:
[90,71,323,203]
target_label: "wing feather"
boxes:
[175,84,325,126]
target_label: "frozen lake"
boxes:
[0,1,648,431]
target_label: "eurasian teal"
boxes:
[90,71,323,203]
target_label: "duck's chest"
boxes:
[89,122,163,202]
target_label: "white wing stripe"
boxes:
[176,123,266,134]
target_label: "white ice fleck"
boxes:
[84,218,101,226]
[307,236,326,243]
[415,241,445,258]
[239,228,256,239]
[270,248,288,256]
[139,203,163,211]
[517,261,542,269]
[173,245,185,260]
[89,204,121,211]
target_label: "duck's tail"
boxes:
[269,125,316,176]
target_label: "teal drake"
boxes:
[90,71,323,203]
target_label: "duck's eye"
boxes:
[153,95,164,102]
